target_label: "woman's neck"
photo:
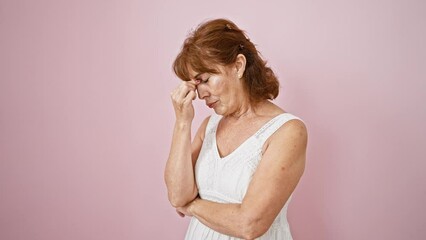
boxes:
[227,100,266,121]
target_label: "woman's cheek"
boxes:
[209,77,224,95]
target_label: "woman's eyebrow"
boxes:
[193,73,203,79]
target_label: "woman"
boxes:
[164,18,308,240]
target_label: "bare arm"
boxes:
[178,119,308,239]
[164,79,209,207]
[164,116,209,207]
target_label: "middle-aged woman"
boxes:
[164,18,308,240]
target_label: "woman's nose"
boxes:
[196,85,209,99]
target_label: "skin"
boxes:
[164,54,308,239]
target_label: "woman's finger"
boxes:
[176,209,185,218]
[183,90,196,105]
[170,80,197,104]
[191,79,201,85]
[179,85,196,100]
[176,83,196,100]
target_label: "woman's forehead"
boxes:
[187,68,203,79]
[188,67,209,79]
[188,64,228,79]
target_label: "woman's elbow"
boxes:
[168,196,190,208]
[240,215,270,239]
[167,189,197,208]
[242,227,268,240]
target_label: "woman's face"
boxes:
[189,64,243,116]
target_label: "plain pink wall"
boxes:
[1,0,425,239]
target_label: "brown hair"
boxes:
[172,18,280,104]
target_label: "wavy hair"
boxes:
[172,18,279,104]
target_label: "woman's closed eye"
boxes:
[199,78,209,83]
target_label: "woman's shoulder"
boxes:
[257,101,288,118]
[259,102,307,142]
[269,113,307,143]
[263,101,304,121]
[195,114,220,141]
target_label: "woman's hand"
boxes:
[170,80,200,124]
[175,197,199,217]
[175,209,185,218]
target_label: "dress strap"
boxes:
[254,113,304,143]
[204,113,222,136]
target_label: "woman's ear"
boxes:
[235,54,246,78]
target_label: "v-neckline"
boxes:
[213,113,289,160]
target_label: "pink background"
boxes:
[1,0,425,239]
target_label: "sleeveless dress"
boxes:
[184,112,304,240]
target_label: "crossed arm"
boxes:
[166,118,308,239]
[164,116,209,207]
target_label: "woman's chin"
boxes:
[212,107,223,115]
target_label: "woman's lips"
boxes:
[207,101,217,108]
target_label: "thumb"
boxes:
[192,89,197,100]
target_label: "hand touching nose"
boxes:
[170,79,200,123]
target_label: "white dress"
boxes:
[184,112,304,240]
